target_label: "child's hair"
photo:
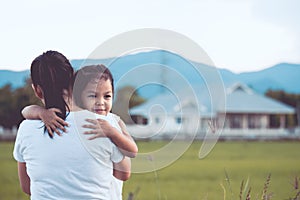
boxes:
[30,50,74,121]
[72,64,114,109]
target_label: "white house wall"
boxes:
[127,114,202,140]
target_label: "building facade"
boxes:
[128,83,296,140]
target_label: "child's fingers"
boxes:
[49,108,68,127]
[88,134,104,140]
[55,129,62,136]
[56,117,69,127]
[82,124,97,129]
[45,121,64,134]
[84,130,106,136]
[83,130,96,135]
[49,108,62,114]
[46,126,54,138]
[85,119,98,125]
[88,135,98,140]
[53,121,67,133]
[57,125,66,133]
[50,125,61,136]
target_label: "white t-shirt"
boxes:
[13,110,124,200]
[74,112,124,200]
[107,113,124,200]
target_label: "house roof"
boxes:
[130,82,295,117]
[221,83,295,114]
[130,91,211,117]
[130,94,178,116]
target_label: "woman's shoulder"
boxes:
[19,119,44,128]
[16,119,45,139]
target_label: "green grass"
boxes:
[0,142,28,200]
[123,141,300,200]
[1,141,300,200]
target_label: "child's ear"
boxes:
[32,84,44,99]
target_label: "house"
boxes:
[128,82,296,140]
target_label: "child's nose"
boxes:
[95,98,104,105]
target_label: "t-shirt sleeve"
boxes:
[111,113,120,122]
[111,144,124,163]
[109,113,122,133]
[13,123,25,163]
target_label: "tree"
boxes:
[112,86,146,124]
[0,84,14,128]
[265,89,300,127]
[0,78,41,129]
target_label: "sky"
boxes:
[0,0,299,73]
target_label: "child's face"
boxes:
[81,78,113,116]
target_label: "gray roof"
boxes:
[222,83,295,114]
[130,85,211,116]
[130,82,295,117]
[130,94,179,116]
[130,91,210,117]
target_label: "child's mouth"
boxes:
[94,108,106,114]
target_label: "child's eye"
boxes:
[105,95,112,98]
[88,94,97,98]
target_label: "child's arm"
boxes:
[116,118,138,158]
[22,105,69,136]
[113,157,131,181]
[83,118,138,158]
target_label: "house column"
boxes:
[261,115,268,129]
[242,114,248,129]
[279,115,285,129]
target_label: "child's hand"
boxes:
[82,118,114,140]
[40,108,69,137]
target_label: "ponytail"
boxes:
[31,51,74,137]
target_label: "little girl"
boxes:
[22,64,138,199]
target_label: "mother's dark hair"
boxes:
[31,50,74,126]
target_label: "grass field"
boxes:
[1,140,300,200]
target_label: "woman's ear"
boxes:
[31,84,44,99]
[62,89,69,98]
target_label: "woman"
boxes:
[13,50,130,199]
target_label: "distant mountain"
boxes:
[0,70,30,89]
[0,50,299,98]
[218,63,300,94]
[238,63,300,94]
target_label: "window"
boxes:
[176,117,182,124]
[155,117,160,124]
[230,114,242,129]
[131,115,148,125]
[248,114,261,129]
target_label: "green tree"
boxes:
[265,89,300,127]
[0,78,40,129]
[112,86,146,124]
[0,84,14,128]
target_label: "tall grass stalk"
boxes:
[290,176,300,200]
[261,173,272,200]
[245,187,251,200]
[224,169,234,200]
[239,177,250,200]
[220,182,226,200]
